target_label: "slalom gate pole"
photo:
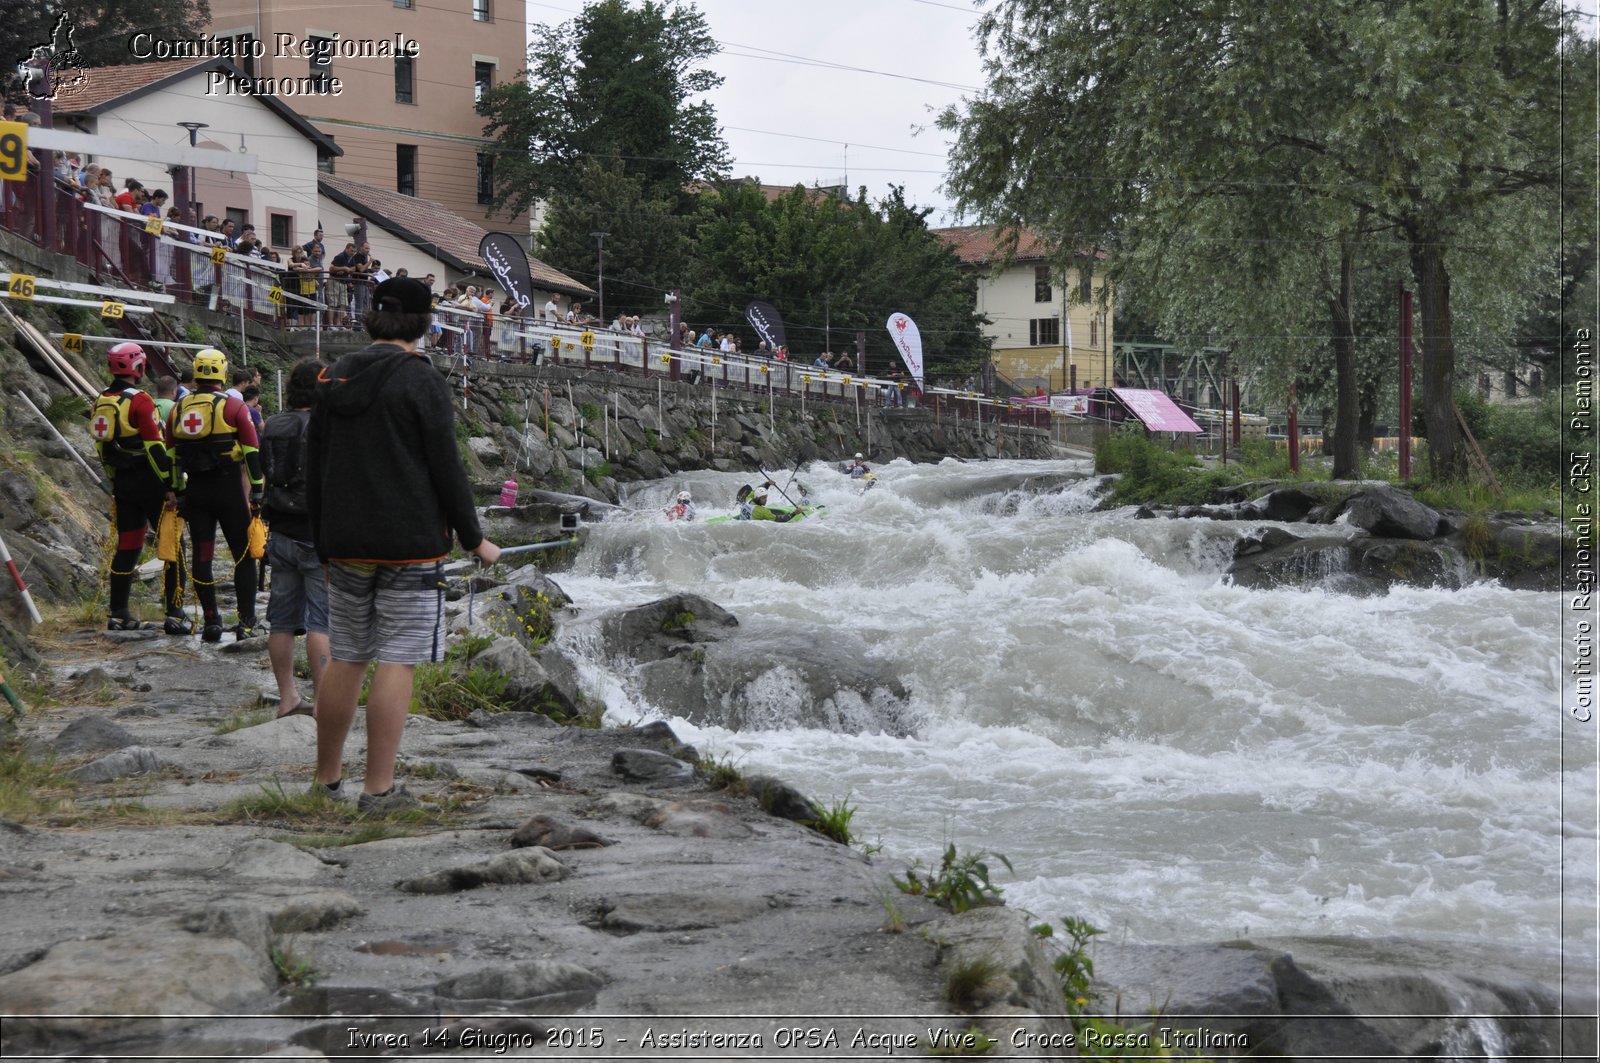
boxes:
[0,532,42,624]
[467,536,578,623]
[0,671,23,716]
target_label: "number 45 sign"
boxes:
[0,121,28,182]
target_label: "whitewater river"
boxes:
[549,457,1594,959]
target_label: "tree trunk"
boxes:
[1407,233,1463,478]
[1329,241,1360,480]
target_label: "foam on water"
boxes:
[556,459,1592,950]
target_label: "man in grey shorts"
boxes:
[307,276,500,813]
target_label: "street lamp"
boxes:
[175,122,209,228]
[590,231,607,325]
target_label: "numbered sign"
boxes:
[659,352,671,365]
[551,336,562,351]
[579,330,596,350]
[0,121,26,182]
[143,217,164,235]
[61,333,84,353]
[801,374,812,384]
[100,301,125,320]
[267,286,284,304]
[209,246,227,265]
[6,274,36,300]
[759,365,770,374]
[711,357,721,366]
[842,376,853,385]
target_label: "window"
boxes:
[308,36,334,92]
[397,145,417,196]
[476,153,494,205]
[1078,270,1092,303]
[473,0,492,22]
[269,213,293,248]
[1033,265,1052,304]
[474,62,494,109]
[1029,318,1060,347]
[1503,370,1517,399]
[394,0,412,7]
[1089,315,1098,348]
[231,34,256,78]
[394,56,414,104]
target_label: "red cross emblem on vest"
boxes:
[91,415,111,439]
[182,411,205,435]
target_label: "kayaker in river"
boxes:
[664,490,696,522]
[737,485,796,523]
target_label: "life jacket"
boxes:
[260,409,311,517]
[89,388,146,470]
[171,391,240,473]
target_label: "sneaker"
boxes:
[233,620,261,641]
[163,614,194,636]
[106,612,144,631]
[309,778,346,801]
[201,621,224,644]
[357,785,422,815]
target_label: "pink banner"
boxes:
[1111,388,1202,433]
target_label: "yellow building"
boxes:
[933,226,1113,392]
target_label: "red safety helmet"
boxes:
[106,342,147,379]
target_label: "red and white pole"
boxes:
[0,532,42,625]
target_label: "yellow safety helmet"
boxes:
[193,348,228,382]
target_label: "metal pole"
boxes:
[590,231,607,326]
[15,391,112,494]
[1399,283,1413,481]
[0,531,43,625]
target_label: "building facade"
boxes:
[933,226,1114,393]
[206,0,527,236]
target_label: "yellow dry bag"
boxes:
[156,501,183,562]
[247,514,267,559]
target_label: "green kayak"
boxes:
[704,504,826,525]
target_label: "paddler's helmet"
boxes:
[677,491,691,503]
[854,452,863,460]
[193,348,228,382]
[752,489,768,503]
[106,341,146,379]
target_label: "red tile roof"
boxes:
[318,173,592,297]
[52,59,209,113]
[931,225,1054,265]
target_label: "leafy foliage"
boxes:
[1,2,211,80]
[893,844,1012,913]
[1095,428,1228,507]
[479,0,728,216]
[687,182,989,376]
[941,0,1593,480]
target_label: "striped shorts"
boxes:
[326,560,447,665]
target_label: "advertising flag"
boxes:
[886,312,924,388]
[744,300,788,351]
[479,233,535,310]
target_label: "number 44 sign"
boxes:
[0,121,27,182]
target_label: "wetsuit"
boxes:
[169,385,263,633]
[90,381,183,624]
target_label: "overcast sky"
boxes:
[526,0,989,227]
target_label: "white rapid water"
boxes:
[552,458,1595,955]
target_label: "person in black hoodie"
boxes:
[307,277,500,813]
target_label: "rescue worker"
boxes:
[88,342,190,633]
[168,348,264,642]
[664,490,696,522]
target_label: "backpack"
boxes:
[260,409,311,516]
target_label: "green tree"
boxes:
[537,159,691,319]
[940,0,1592,480]
[1,2,211,85]
[687,182,988,379]
[479,0,729,219]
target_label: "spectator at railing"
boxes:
[286,247,316,324]
[351,243,374,319]
[610,313,624,331]
[113,179,144,212]
[629,316,646,338]
[91,170,117,207]
[566,303,581,324]
[696,327,713,349]
[329,242,357,324]
[140,189,167,219]
[544,295,559,322]
[302,229,326,270]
